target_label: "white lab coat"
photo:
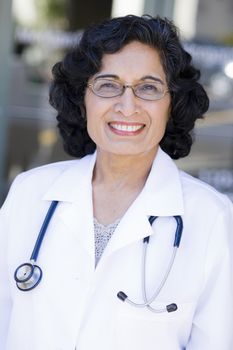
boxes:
[0,148,233,350]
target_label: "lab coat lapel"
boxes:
[100,148,184,260]
[36,154,98,347]
[42,153,97,262]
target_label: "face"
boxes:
[84,41,171,158]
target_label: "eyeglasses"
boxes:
[87,78,169,101]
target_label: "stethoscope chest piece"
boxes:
[14,262,42,291]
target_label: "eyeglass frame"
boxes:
[87,77,169,101]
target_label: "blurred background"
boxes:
[0,0,233,204]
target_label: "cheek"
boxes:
[85,97,108,143]
[84,101,96,139]
[86,112,98,141]
[85,92,109,119]
[147,104,170,144]
[161,99,171,126]
[150,102,170,126]
[85,95,99,131]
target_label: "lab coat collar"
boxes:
[42,147,184,215]
[42,153,97,265]
[142,147,184,216]
[42,152,97,203]
[42,148,184,260]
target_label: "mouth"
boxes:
[108,122,145,135]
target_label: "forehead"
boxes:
[98,41,166,81]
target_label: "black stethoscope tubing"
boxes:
[14,200,183,313]
[30,200,59,261]
[14,201,58,291]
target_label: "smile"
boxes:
[108,122,145,135]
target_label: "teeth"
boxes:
[110,123,144,132]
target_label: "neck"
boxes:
[93,147,158,190]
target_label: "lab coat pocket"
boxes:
[116,301,195,350]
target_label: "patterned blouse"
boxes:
[94,217,121,266]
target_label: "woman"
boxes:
[0,15,233,350]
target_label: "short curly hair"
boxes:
[49,15,209,159]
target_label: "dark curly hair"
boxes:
[49,15,209,159]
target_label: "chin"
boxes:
[97,144,158,158]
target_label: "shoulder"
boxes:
[12,154,94,186]
[179,170,232,212]
[4,154,94,205]
[11,159,78,190]
[178,170,233,259]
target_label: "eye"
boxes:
[140,83,160,92]
[135,82,165,98]
[95,79,120,91]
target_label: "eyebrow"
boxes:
[141,75,165,85]
[94,74,165,84]
[94,74,119,80]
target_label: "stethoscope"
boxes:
[14,201,183,313]
[117,215,183,313]
[14,201,59,291]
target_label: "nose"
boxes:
[113,87,140,117]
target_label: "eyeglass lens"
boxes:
[89,79,167,100]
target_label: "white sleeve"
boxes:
[186,198,233,350]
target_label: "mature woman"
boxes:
[0,15,233,350]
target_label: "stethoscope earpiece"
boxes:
[166,303,177,312]
[14,262,42,291]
